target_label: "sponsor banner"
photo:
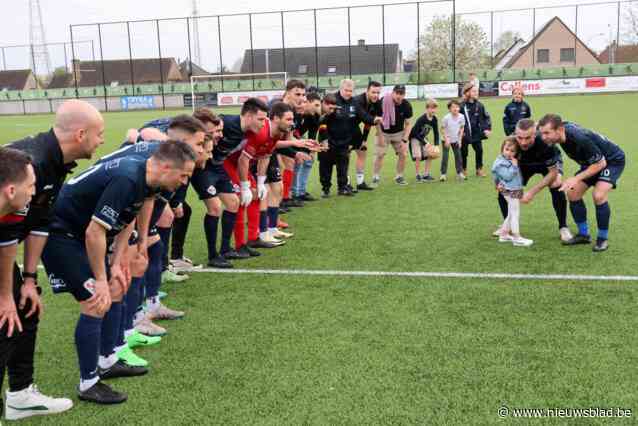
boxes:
[478,81,499,97]
[498,76,638,96]
[381,85,419,100]
[120,95,154,110]
[183,92,217,108]
[418,83,458,99]
[217,90,284,106]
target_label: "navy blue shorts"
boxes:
[191,163,234,200]
[41,234,100,302]
[521,162,563,186]
[580,159,625,189]
[266,156,282,184]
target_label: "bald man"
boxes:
[0,99,104,420]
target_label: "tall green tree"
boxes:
[412,15,490,81]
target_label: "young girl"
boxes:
[440,99,465,181]
[461,83,491,177]
[502,87,531,136]
[408,98,441,182]
[491,137,533,247]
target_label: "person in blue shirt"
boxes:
[491,138,533,247]
[94,116,208,368]
[539,114,626,252]
[502,87,532,136]
[40,141,196,405]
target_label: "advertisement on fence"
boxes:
[498,76,638,96]
[418,84,459,99]
[217,90,284,106]
[120,96,155,110]
[183,93,217,108]
[381,85,419,100]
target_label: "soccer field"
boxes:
[1,93,636,425]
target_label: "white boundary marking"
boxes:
[192,268,638,282]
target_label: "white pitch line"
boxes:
[191,268,638,282]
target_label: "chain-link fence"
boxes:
[2,0,638,112]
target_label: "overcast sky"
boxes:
[1,0,629,74]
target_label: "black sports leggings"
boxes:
[461,140,483,171]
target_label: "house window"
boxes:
[537,49,550,63]
[298,64,308,74]
[560,48,575,62]
[327,65,337,74]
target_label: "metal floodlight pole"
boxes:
[69,25,79,98]
[63,43,68,70]
[417,2,420,84]
[30,44,38,81]
[574,6,578,66]
[155,19,166,109]
[490,11,494,68]
[2,47,6,70]
[314,9,319,87]
[249,13,255,90]
[382,4,386,85]
[91,39,96,61]
[280,12,286,78]
[347,7,352,79]
[217,16,224,91]
[532,8,536,67]
[616,1,621,64]
[186,17,193,79]
[126,21,136,94]
[97,24,108,111]
[452,0,456,82]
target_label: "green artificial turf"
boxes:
[0,93,636,425]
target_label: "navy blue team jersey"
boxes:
[139,117,172,134]
[49,157,155,239]
[96,141,187,231]
[562,122,626,187]
[562,123,625,166]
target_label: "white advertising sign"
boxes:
[419,83,459,99]
[498,76,638,96]
[217,90,284,106]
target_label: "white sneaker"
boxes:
[147,303,185,321]
[457,173,467,181]
[498,234,514,243]
[169,257,202,272]
[5,384,73,420]
[439,174,447,182]
[261,233,286,246]
[134,317,167,336]
[512,236,534,247]
[559,227,573,242]
[371,176,380,187]
[271,229,294,239]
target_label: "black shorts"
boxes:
[41,234,102,302]
[266,156,282,184]
[191,163,234,199]
[521,162,563,186]
[580,159,625,188]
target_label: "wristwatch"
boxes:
[22,271,38,281]
[22,272,43,294]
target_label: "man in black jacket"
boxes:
[0,99,105,419]
[319,80,380,196]
[351,81,383,191]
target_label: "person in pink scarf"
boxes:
[372,85,413,186]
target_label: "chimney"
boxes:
[357,39,365,47]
